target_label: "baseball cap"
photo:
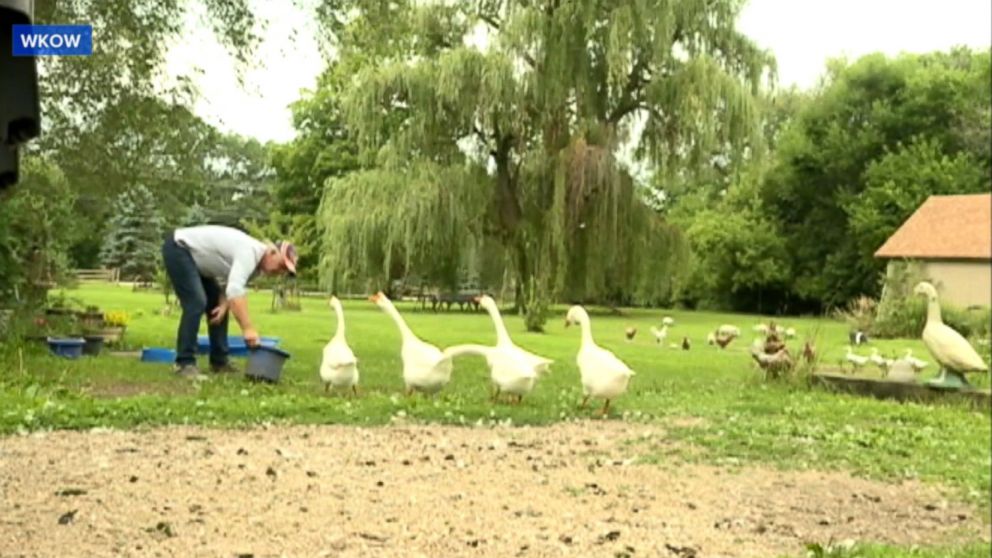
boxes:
[276,240,298,276]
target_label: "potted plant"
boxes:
[100,310,130,344]
[77,304,104,329]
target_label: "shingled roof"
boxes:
[875,193,991,260]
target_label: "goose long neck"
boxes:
[485,303,512,346]
[925,295,943,325]
[331,299,346,340]
[382,300,415,340]
[578,310,594,347]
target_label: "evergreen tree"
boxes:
[101,186,164,281]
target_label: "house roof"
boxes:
[875,193,991,260]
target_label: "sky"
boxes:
[163,0,992,144]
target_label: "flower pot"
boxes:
[77,311,104,328]
[245,346,290,383]
[82,335,105,356]
[47,337,85,359]
[45,308,75,317]
[99,326,126,344]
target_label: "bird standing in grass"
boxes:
[914,281,988,388]
[320,296,359,395]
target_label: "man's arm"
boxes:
[225,248,263,345]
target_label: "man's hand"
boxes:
[243,327,261,348]
[209,302,228,325]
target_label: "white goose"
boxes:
[319,296,359,394]
[565,305,635,415]
[442,344,537,404]
[444,295,552,403]
[844,345,869,373]
[649,325,668,345]
[370,291,453,395]
[662,316,675,327]
[914,281,988,388]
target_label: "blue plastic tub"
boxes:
[141,347,176,363]
[47,337,85,359]
[198,335,280,356]
[245,346,291,383]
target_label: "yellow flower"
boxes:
[104,311,130,327]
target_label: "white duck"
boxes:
[914,281,988,388]
[444,295,553,403]
[649,325,668,345]
[902,349,929,373]
[565,305,635,415]
[844,345,869,373]
[662,316,675,327]
[867,348,893,377]
[370,291,453,395]
[319,296,359,395]
[783,327,797,339]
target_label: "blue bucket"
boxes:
[245,346,290,383]
[47,337,85,359]
[141,347,176,363]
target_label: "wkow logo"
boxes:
[12,24,92,56]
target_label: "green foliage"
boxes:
[100,186,164,282]
[756,49,991,310]
[0,156,76,304]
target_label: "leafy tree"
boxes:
[0,157,76,304]
[100,186,165,282]
[760,48,991,310]
[319,0,770,328]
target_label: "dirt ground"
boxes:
[0,421,986,558]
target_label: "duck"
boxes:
[319,296,359,395]
[783,327,797,339]
[750,346,794,378]
[868,348,893,377]
[706,332,717,346]
[913,281,988,388]
[649,325,668,345]
[902,349,929,373]
[844,345,869,373]
[624,327,637,342]
[369,291,453,395]
[802,341,817,364]
[681,337,691,350]
[565,305,635,416]
[662,316,675,327]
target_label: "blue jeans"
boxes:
[161,233,229,366]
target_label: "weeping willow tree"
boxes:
[319,0,772,329]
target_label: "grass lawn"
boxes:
[2,283,989,556]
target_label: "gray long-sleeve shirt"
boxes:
[173,225,267,299]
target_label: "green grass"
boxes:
[787,541,991,558]
[3,284,990,529]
